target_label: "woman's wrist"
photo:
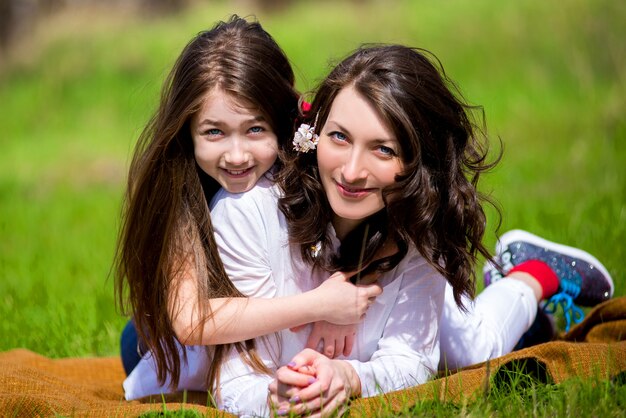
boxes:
[338,360,361,398]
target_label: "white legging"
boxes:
[439,279,538,370]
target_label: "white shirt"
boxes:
[124,177,446,417]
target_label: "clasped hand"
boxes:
[268,348,360,417]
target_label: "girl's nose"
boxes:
[224,138,250,166]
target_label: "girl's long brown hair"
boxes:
[114,15,299,393]
[278,45,500,307]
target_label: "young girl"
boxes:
[115,15,382,395]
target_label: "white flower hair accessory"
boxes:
[292,113,320,153]
[310,241,322,258]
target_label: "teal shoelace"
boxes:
[544,279,584,332]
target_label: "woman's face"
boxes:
[191,89,278,193]
[317,86,403,239]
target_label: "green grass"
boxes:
[0,0,624,415]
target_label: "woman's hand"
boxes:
[268,348,361,417]
[305,321,357,358]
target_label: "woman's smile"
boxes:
[334,180,376,199]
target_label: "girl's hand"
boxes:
[305,321,357,358]
[268,348,360,417]
[310,273,382,325]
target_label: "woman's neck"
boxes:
[331,214,363,241]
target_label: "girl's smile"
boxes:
[221,166,255,178]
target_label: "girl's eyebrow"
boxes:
[197,115,266,127]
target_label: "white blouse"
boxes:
[124,177,446,417]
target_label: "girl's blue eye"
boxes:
[206,128,222,136]
[249,126,264,134]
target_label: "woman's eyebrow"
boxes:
[326,120,395,143]
[325,120,352,136]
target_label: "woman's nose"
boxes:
[341,149,368,183]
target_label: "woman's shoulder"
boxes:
[396,244,446,282]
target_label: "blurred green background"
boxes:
[0,0,624,358]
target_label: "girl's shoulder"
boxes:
[210,175,281,211]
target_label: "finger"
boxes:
[343,333,355,357]
[289,324,307,332]
[361,282,383,297]
[323,339,335,359]
[318,397,349,418]
[276,365,316,388]
[305,327,323,351]
[296,386,349,418]
[286,392,324,416]
[333,338,344,359]
[291,374,332,403]
[294,364,317,376]
[268,380,293,409]
[276,380,300,400]
[268,379,278,395]
[288,347,323,370]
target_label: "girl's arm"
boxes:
[169,259,382,346]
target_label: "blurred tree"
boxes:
[0,0,192,54]
[233,0,293,12]
[138,0,192,14]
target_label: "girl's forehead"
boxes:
[201,88,257,112]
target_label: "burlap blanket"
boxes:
[2,297,625,417]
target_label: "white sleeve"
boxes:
[210,186,277,298]
[209,186,280,416]
[216,344,277,417]
[345,259,445,397]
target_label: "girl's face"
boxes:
[191,89,278,193]
[317,86,403,239]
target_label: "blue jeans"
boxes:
[120,319,146,376]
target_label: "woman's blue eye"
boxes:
[378,145,397,156]
[249,126,264,134]
[330,131,347,142]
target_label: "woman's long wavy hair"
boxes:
[114,15,299,393]
[278,45,500,307]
